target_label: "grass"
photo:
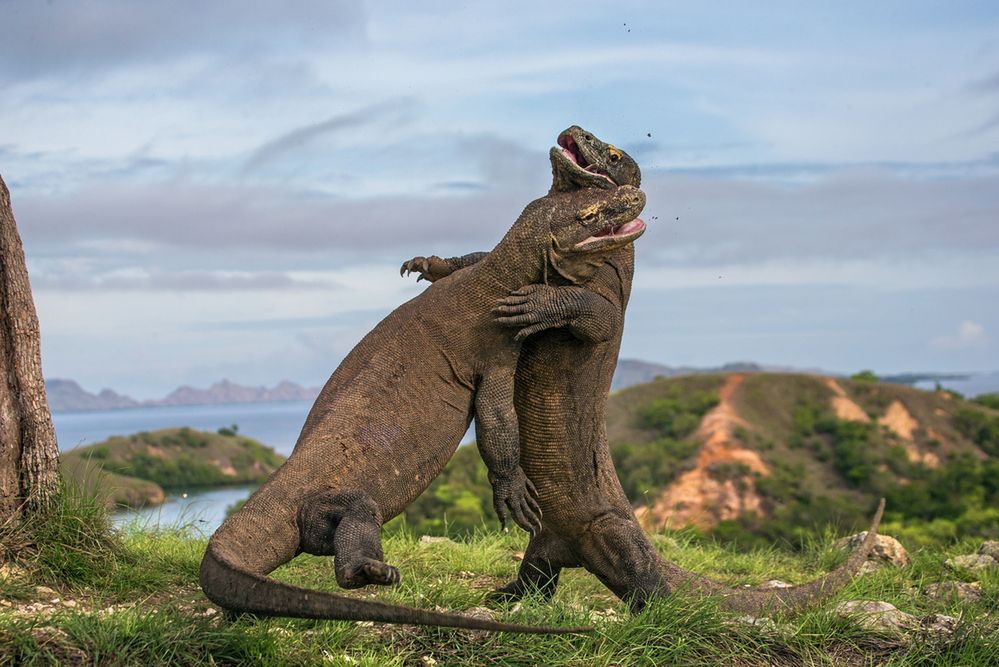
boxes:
[1,489,997,665]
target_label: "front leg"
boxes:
[475,366,542,535]
[493,284,621,343]
[400,251,488,282]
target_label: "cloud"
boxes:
[13,162,999,274]
[967,69,999,94]
[933,321,989,349]
[33,269,333,292]
[14,177,537,257]
[0,0,367,83]
[638,167,999,266]
[241,99,415,173]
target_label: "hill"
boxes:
[609,359,818,391]
[45,379,139,411]
[61,427,285,508]
[609,372,999,546]
[45,378,320,412]
[400,373,999,547]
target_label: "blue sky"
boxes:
[2,1,998,397]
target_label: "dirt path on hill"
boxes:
[636,374,770,531]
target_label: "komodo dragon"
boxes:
[199,178,648,633]
[402,125,886,615]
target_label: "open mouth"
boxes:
[557,133,614,184]
[576,217,646,250]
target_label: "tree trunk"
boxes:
[0,173,59,522]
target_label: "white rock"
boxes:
[834,600,917,632]
[34,586,58,600]
[728,615,778,632]
[945,554,997,573]
[419,535,453,544]
[833,533,910,567]
[457,606,496,641]
[978,540,999,560]
[920,613,958,639]
[924,581,983,603]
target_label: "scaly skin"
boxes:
[403,125,886,615]
[200,179,647,634]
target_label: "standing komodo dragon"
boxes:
[402,125,886,615]
[200,179,648,633]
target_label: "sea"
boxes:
[54,401,314,535]
[914,372,999,398]
[53,401,475,535]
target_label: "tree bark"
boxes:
[0,173,59,521]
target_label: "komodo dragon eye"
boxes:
[576,203,601,223]
[608,147,623,162]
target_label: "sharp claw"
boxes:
[417,275,424,282]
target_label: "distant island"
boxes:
[46,361,995,413]
[61,426,285,508]
[46,378,322,413]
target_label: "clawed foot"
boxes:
[484,581,524,607]
[362,560,401,586]
[399,256,453,283]
[493,284,563,340]
[338,558,401,588]
[489,468,543,535]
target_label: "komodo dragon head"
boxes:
[493,182,647,290]
[544,127,644,284]
[551,125,641,191]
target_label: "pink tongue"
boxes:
[618,218,644,234]
[561,147,578,164]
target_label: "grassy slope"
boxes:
[1,507,997,666]
[403,373,999,543]
[60,428,285,508]
[604,373,998,541]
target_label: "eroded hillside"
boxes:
[608,373,999,544]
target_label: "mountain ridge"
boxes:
[46,361,999,413]
[45,378,322,413]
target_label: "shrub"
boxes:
[972,393,999,410]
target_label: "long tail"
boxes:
[199,546,592,634]
[657,498,886,615]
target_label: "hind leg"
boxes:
[297,490,400,589]
[578,512,667,611]
[486,529,579,605]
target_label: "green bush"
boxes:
[638,389,718,439]
[613,437,700,501]
[953,407,999,456]
[972,393,999,410]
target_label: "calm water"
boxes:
[914,372,999,398]
[54,400,315,457]
[53,401,313,533]
[53,400,473,534]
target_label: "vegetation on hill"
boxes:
[60,427,284,507]
[400,373,999,551]
[1,487,996,665]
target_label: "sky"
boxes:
[2,0,998,398]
